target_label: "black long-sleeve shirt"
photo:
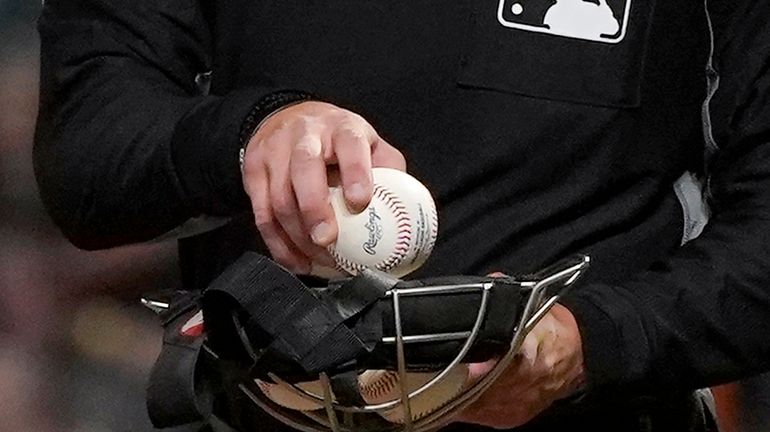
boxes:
[35,0,770,425]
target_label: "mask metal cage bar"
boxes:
[419,255,590,431]
[241,383,330,432]
[140,298,170,314]
[392,289,413,431]
[257,281,494,417]
[242,254,589,432]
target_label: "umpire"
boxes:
[34,0,770,431]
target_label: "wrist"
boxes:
[238,90,314,171]
[552,303,587,392]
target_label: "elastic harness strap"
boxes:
[202,253,395,376]
[147,304,216,428]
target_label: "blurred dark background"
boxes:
[1,2,769,431]
[1,3,180,432]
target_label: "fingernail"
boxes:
[347,182,367,209]
[311,221,335,245]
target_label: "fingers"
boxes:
[333,123,375,212]
[454,310,585,429]
[335,132,405,212]
[289,133,338,248]
[466,358,498,385]
[241,101,406,273]
[245,159,311,274]
[371,137,407,171]
[520,330,541,367]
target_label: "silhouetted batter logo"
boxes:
[498,0,631,43]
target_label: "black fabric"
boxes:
[441,391,720,432]
[460,0,653,108]
[367,275,525,368]
[326,269,400,321]
[202,253,373,377]
[33,1,290,248]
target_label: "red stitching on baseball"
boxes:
[373,184,412,271]
[331,184,413,274]
[330,248,367,274]
[360,371,400,400]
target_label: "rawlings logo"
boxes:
[363,207,383,255]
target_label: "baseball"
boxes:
[329,167,438,278]
[255,378,326,411]
[255,365,469,423]
[359,364,469,423]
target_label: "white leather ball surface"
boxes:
[329,168,438,278]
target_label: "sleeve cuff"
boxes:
[559,283,651,390]
[170,88,313,216]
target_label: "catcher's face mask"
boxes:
[144,253,589,432]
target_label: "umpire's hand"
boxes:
[241,101,406,274]
[456,303,586,429]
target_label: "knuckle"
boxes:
[270,249,297,268]
[241,146,261,169]
[381,143,406,165]
[253,208,274,228]
[271,196,294,218]
[296,115,319,135]
[263,135,282,151]
[278,254,310,274]
[297,242,324,260]
[542,355,557,371]
[259,136,286,159]
[340,159,368,178]
[298,200,326,223]
[303,100,332,115]
[272,116,294,133]
[343,110,369,126]
[393,148,406,164]
[241,161,258,180]
[292,135,322,159]
[251,132,269,149]
[334,124,369,144]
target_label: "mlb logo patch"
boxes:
[497,0,632,43]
